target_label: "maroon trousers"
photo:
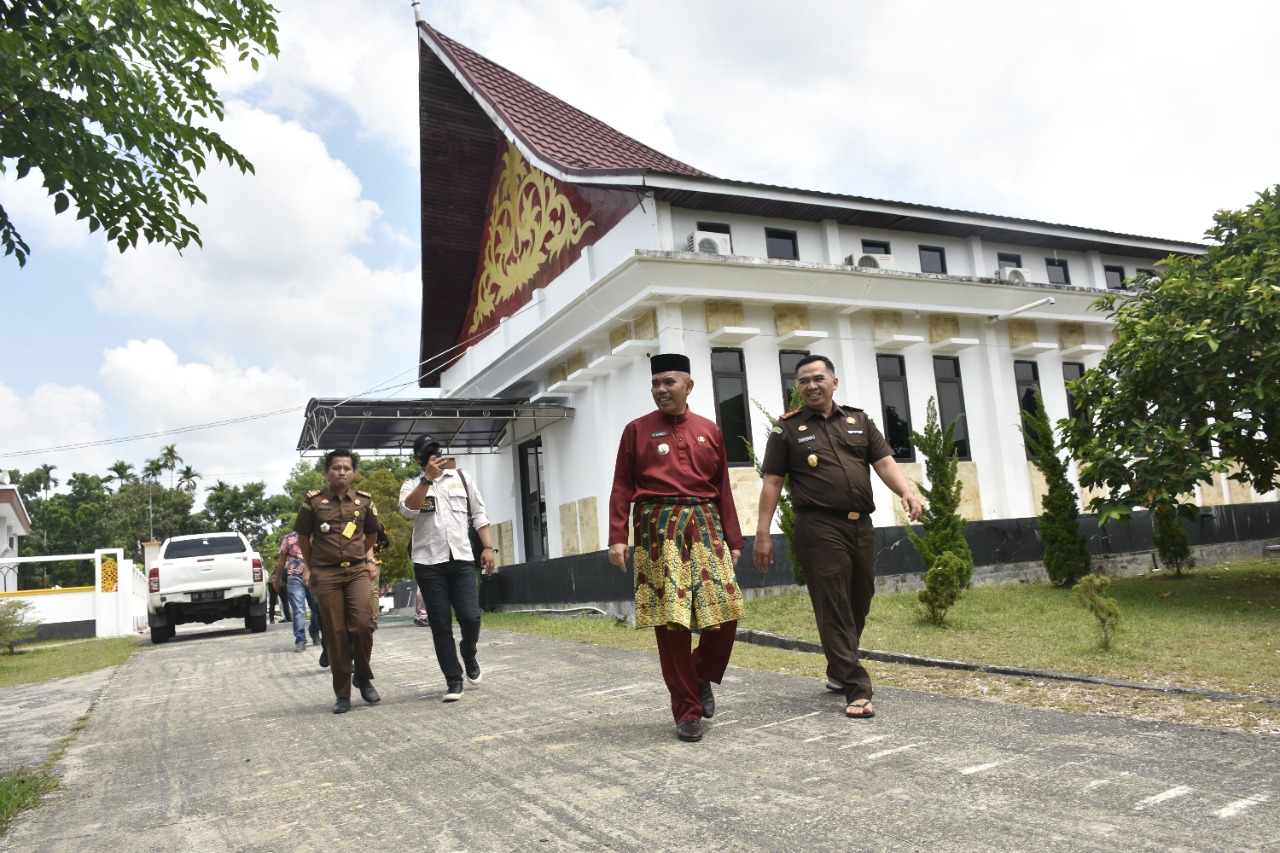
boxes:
[311,564,375,700]
[654,621,738,723]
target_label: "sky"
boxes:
[2,0,1277,503]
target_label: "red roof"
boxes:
[420,23,711,180]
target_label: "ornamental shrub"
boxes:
[1152,505,1194,576]
[905,398,973,586]
[1073,573,1122,650]
[1020,387,1092,587]
[0,600,40,655]
[918,550,966,626]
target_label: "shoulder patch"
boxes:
[778,408,804,420]
[305,489,321,498]
[355,490,372,498]
[841,405,865,414]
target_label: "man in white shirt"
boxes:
[398,436,496,701]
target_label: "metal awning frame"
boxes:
[297,398,574,456]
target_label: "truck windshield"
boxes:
[164,537,247,559]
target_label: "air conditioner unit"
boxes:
[687,231,732,255]
[997,267,1030,284]
[846,253,895,270]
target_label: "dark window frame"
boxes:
[765,228,799,260]
[876,353,915,462]
[862,239,891,256]
[1014,359,1043,459]
[997,252,1022,269]
[1062,362,1085,424]
[1103,265,1126,290]
[711,348,753,467]
[779,350,809,410]
[696,221,731,234]
[919,245,947,274]
[932,356,971,461]
[1045,258,1071,284]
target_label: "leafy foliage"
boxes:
[904,398,973,586]
[750,388,804,585]
[355,468,414,584]
[0,600,40,654]
[203,480,291,550]
[1152,506,1194,576]
[1020,387,1092,587]
[1073,573,1121,650]
[917,550,965,626]
[0,0,279,266]
[1062,185,1280,523]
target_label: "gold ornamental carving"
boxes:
[468,141,595,333]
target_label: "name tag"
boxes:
[797,435,816,444]
[850,430,864,435]
[650,431,670,438]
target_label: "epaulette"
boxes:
[305,489,321,498]
[778,408,804,420]
[840,405,865,414]
[356,489,373,498]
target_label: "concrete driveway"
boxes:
[2,618,1277,852]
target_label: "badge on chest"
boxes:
[423,496,436,513]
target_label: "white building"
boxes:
[0,472,32,591]
[300,19,1274,576]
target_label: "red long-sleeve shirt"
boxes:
[607,408,744,549]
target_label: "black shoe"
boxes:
[443,679,464,702]
[699,680,715,719]
[676,720,703,742]
[354,676,380,705]
[318,647,329,668]
[333,697,351,714]
[464,657,482,684]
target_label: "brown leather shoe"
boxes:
[676,720,703,742]
[699,680,715,718]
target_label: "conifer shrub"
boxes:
[905,398,973,586]
[918,550,966,626]
[1152,505,1195,576]
[1073,573,1122,650]
[1021,387,1093,586]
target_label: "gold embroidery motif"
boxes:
[467,141,595,333]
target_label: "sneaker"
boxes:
[443,679,464,702]
[294,641,306,653]
[464,658,482,684]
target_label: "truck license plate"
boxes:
[191,590,224,602]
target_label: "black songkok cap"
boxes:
[650,353,691,375]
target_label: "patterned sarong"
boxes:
[632,497,745,630]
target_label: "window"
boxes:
[933,357,971,460]
[765,228,798,260]
[919,246,947,274]
[1045,258,1070,284]
[1014,360,1043,458]
[997,252,1022,269]
[711,348,752,466]
[1103,265,1126,290]
[1062,362,1085,424]
[876,354,914,461]
[779,350,809,409]
[1135,267,1157,282]
[862,239,891,255]
[696,221,730,234]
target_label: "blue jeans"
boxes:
[414,559,481,681]
[287,574,322,645]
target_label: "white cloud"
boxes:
[0,380,108,480]
[90,104,421,389]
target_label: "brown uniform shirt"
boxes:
[293,487,380,567]
[761,404,893,514]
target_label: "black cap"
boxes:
[412,435,441,460]
[650,353,691,375]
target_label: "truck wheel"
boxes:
[248,614,267,633]
[151,625,171,644]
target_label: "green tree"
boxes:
[1152,506,1194,576]
[203,480,286,550]
[0,600,40,654]
[19,472,110,587]
[1021,387,1092,587]
[1063,185,1280,524]
[0,0,280,267]
[159,444,182,489]
[904,398,974,586]
[280,460,324,511]
[141,457,164,484]
[101,481,207,562]
[356,468,414,584]
[32,463,58,500]
[918,550,966,627]
[104,459,136,493]
[176,464,201,494]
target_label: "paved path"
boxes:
[2,619,1278,852]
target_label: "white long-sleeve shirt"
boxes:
[398,468,491,565]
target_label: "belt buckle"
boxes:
[339,561,351,568]
[847,511,860,521]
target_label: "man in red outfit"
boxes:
[608,353,746,742]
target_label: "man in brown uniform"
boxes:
[294,449,382,714]
[754,355,922,719]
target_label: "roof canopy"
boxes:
[296,398,573,456]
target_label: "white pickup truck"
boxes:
[147,532,269,644]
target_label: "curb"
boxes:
[734,627,1280,707]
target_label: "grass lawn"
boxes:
[485,559,1280,732]
[0,636,139,690]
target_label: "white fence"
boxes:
[0,549,146,639]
